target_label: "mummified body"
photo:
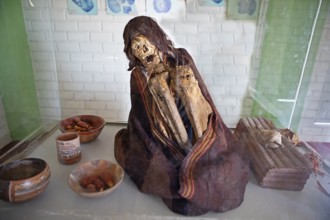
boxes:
[115,16,249,216]
[130,34,212,152]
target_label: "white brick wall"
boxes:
[297,9,330,142]
[21,0,256,127]
[17,0,330,143]
[0,0,317,144]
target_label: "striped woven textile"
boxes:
[114,49,249,216]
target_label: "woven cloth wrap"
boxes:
[114,49,249,216]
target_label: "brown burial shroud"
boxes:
[114,47,249,216]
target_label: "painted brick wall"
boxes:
[297,8,330,142]
[0,0,323,143]
[21,0,256,128]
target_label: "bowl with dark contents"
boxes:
[68,160,124,198]
[59,115,106,143]
[0,158,51,203]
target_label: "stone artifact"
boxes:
[114,16,249,216]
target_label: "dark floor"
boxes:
[0,140,31,164]
[306,142,330,172]
[307,142,330,158]
[0,125,57,164]
[0,140,22,155]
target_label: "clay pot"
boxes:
[59,115,106,143]
[0,158,51,203]
[68,160,124,198]
[56,132,81,164]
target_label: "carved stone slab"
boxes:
[235,117,312,191]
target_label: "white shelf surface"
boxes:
[0,124,329,220]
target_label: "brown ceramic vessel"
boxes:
[56,132,81,164]
[0,158,51,203]
[68,160,124,198]
[59,115,106,143]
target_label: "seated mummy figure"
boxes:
[115,16,249,216]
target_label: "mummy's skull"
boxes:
[131,35,161,69]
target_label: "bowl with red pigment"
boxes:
[68,160,124,198]
[59,115,106,143]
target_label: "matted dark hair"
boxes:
[123,16,175,71]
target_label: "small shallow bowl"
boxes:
[68,160,124,198]
[0,158,51,203]
[59,115,106,143]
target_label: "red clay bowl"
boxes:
[0,158,51,203]
[59,115,106,143]
[68,160,124,198]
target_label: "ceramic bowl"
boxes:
[0,158,51,203]
[68,160,124,198]
[59,115,106,143]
